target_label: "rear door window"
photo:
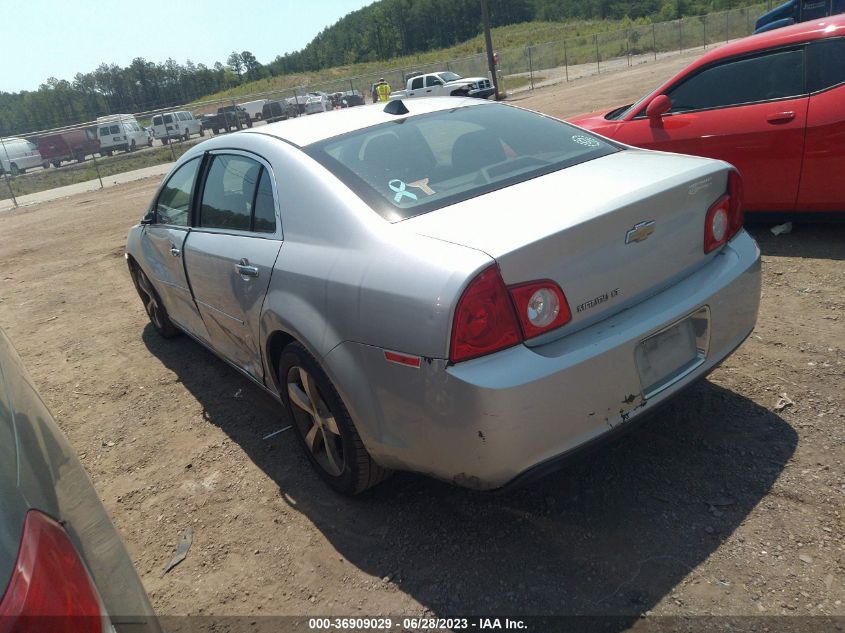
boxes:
[199,154,262,232]
[807,38,845,93]
[411,77,424,90]
[253,168,277,233]
[666,48,805,113]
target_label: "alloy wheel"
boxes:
[135,270,164,329]
[287,366,344,477]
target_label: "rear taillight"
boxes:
[0,510,105,633]
[450,267,572,364]
[508,280,572,340]
[450,266,521,363]
[704,170,744,253]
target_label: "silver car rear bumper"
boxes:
[325,230,761,490]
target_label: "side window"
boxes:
[163,115,173,124]
[426,76,443,87]
[807,39,845,93]
[155,157,201,226]
[152,115,162,126]
[199,154,262,231]
[99,127,109,137]
[253,168,277,233]
[109,125,120,134]
[666,48,805,113]
[411,77,424,90]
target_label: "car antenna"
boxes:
[383,100,409,115]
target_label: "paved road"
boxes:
[0,162,173,213]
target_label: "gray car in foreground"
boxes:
[126,97,761,494]
[0,329,160,632]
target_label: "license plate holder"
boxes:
[635,313,705,398]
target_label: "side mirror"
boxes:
[140,209,155,225]
[646,95,672,122]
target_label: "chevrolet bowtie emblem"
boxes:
[625,220,656,244]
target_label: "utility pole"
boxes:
[480,0,501,100]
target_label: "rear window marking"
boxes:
[572,134,601,148]
[408,178,435,196]
[389,179,418,203]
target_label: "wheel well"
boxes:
[265,330,296,392]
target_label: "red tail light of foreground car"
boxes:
[0,510,106,633]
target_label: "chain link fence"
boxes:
[1,3,770,209]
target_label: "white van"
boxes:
[149,111,203,144]
[0,137,43,175]
[96,115,151,155]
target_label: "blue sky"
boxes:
[1,0,376,93]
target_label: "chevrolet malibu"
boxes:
[569,16,845,215]
[126,97,761,495]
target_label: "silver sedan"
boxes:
[126,97,761,494]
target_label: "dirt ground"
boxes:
[0,52,842,629]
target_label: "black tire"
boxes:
[129,140,137,152]
[9,163,19,176]
[246,119,253,128]
[130,265,179,338]
[104,149,113,157]
[161,137,169,145]
[280,342,390,495]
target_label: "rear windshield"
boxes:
[304,103,618,221]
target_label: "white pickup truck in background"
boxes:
[390,71,495,100]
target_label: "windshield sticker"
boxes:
[389,179,419,204]
[571,134,601,148]
[407,178,436,196]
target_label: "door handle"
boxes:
[235,258,259,278]
[170,244,181,257]
[767,111,796,123]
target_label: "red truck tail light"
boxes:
[0,510,105,633]
[508,281,572,339]
[704,170,744,254]
[450,266,521,363]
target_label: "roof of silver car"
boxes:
[253,96,490,147]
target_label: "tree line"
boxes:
[1,0,761,135]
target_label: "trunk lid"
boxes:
[402,149,731,341]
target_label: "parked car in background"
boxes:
[150,111,203,144]
[240,99,268,121]
[0,328,161,632]
[755,0,844,32]
[304,92,331,114]
[126,97,760,495]
[261,99,297,123]
[202,106,253,134]
[391,71,495,100]
[339,90,365,107]
[568,17,845,214]
[96,115,151,155]
[0,137,43,175]
[37,127,100,167]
